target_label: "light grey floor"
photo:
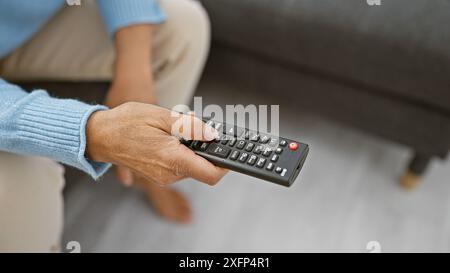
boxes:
[63,76,450,253]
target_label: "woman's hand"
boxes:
[86,102,226,186]
[104,77,159,186]
[105,24,158,186]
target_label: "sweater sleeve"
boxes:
[0,79,111,179]
[96,0,166,36]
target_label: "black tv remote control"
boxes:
[181,119,309,187]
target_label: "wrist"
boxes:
[113,25,153,85]
[86,110,111,163]
[113,60,152,84]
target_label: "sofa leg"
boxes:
[400,153,432,190]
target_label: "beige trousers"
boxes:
[0,0,210,252]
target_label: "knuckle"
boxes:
[169,157,185,175]
[205,173,221,186]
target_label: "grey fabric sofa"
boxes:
[199,0,450,188]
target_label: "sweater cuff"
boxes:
[17,91,111,179]
[97,0,166,36]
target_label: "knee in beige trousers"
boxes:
[0,153,65,252]
[0,0,210,252]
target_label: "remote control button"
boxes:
[228,138,237,147]
[269,138,279,147]
[206,144,231,158]
[214,123,222,131]
[245,142,255,152]
[262,147,273,157]
[230,150,240,161]
[222,125,235,136]
[247,155,257,165]
[221,138,229,145]
[256,158,266,168]
[236,140,246,149]
[275,147,283,154]
[224,126,244,137]
[250,133,260,142]
[275,167,283,173]
[280,168,288,177]
[254,145,263,154]
[266,162,274,171]
[271,154,279,162]
[180,139,193,146]
[238,153,249,162]
[289,142,298,151]
[206,120,215,128]
[260,135,270,144]
[243,130,251,140]
[279,140,287,147]
[192,141,202,150]
[223,125,233,135]
[199,142,209,151]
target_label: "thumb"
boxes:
[116,166,134,187]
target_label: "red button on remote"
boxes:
[289,142,298,151]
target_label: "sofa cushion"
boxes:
[201,0,450,113]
